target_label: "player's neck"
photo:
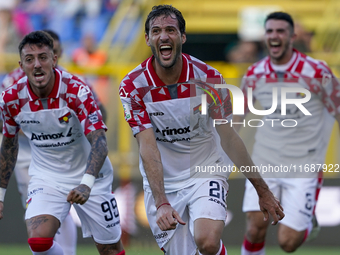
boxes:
[153,57,183,85]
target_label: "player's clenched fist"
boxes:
[67,184,91,205]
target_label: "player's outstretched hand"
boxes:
[67,184,91,205]
[0,202,4,220]
[156,204,186,231]
[259,190,284,225]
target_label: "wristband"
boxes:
[156,203,170,210]
[0,187,6,202]
[80,174,96,189]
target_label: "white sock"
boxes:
[54,213,77,255]
[31,241,64,255]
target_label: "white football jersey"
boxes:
[120,54,233,192]
[241,50,340,169]
[0,69,112,194]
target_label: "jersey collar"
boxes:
[146,53,190,86]
[27,68,61,101]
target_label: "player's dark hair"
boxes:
[18,31,54,55]
[42,29,60,42]
[145,5,186,35]
[265,12,294,34]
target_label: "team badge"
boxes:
[59,112,72,123]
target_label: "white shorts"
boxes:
[25,183,121,244]
[242,173,322,231]
[145,178,228,254]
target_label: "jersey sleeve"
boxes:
[69,77,107,135]
[207,78,233,121]
[0,91,20,137]
[318,64,340,116]
[119,79,152,136]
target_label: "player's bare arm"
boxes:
[216,124,284,225]
[67,129,108,205]
[136,128,185,231]
[0,134,19,219]
[232,115,246,132]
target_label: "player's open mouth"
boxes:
[269,41,281,53]
[34,72,45,82]
[160,45,172,59]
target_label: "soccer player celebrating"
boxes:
[119,5,284,255]
[0,31,124,255]
[0,29,79,255]
[234,12,340,254]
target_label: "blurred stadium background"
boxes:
[0,0,339,254]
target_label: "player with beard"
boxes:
[234,12,340,254]
[119,5,284,255]
[0,31,124,255]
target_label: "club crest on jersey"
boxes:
[59,112,72,123]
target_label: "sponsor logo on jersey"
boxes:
[59,112,72,123]
[20,120,41,124]
[149,111,164,116]
[123,103,132,121]
[88,112,99,124]
[31,128,73,141]
[155,126,190,136]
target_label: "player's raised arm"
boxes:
[215,123,284,225]
[67,129,108,205]
[0,133,19,219]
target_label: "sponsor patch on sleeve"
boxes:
[123,103,132,121]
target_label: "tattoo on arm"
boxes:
[85,129,108,177]
[0,134,19,188]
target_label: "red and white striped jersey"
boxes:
[0,69,112,194]
[241,49,340,168]
[120,54,233,192]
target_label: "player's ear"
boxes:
[182,33,186,44]
[145,33,150,47]
[19,60,23,70]
[52,53,58,67]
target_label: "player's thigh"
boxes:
[26,214,60,238]
[74,192,121,245]
[277,223,305,245]
[279,178,319,231]
[25,185,70,237]
[189,179,228,240]
[144,189,197,255]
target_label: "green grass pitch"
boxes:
[0,244,339,255]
